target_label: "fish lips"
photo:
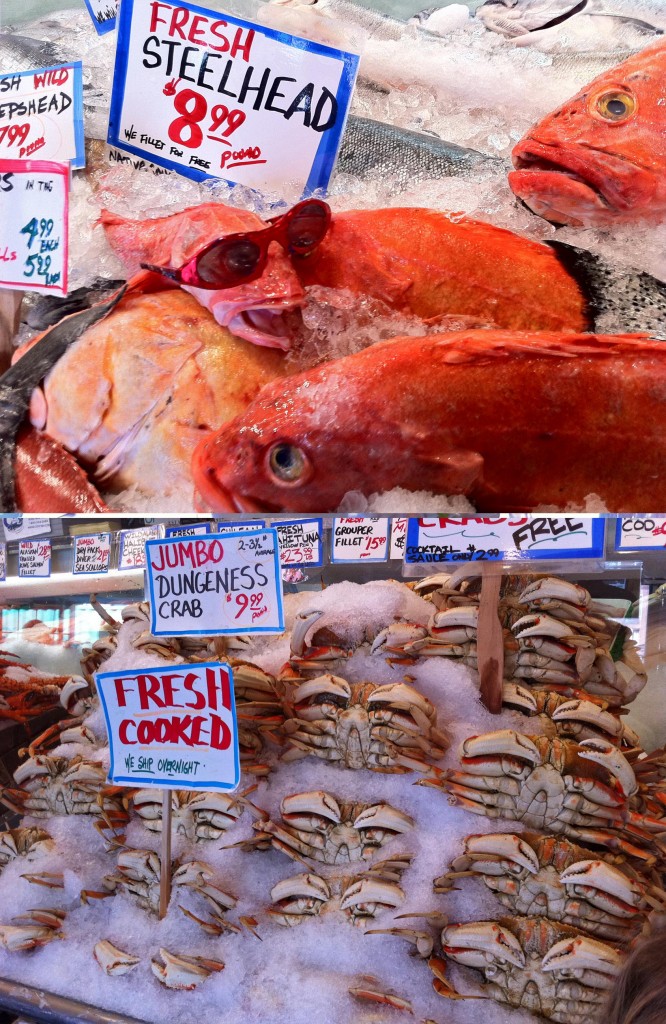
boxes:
[509,138,645,224]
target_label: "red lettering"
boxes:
[188,13,207,44]
[119,719,137,744]
[230,26,254,61]
[169,6,190,39]
[114,678,133,708]
[209,19,230,52]
[210,713,231,750]
[149,0,170,32]
[184,672,207,711]
[137,674,166,710]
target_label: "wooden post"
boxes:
[0,290,22,373]
[159,790,172,920]
[477,565,504,714]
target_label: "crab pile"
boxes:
[0,650,85,724]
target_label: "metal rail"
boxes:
[0,977,148,1024]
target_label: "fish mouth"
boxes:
[510,141,616,224]
[228,306,294,352]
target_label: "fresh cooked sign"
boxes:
[405,516,605,563]
[331,517,390,562]
[108,0,359,188]
[18,539,51,577]
[275,518,323,567]
[615,516,666,551]
[146,528,284,635]
[95,661,240,789]
[72,534,111,574]
[0,64,84,167]
[0,160,68,294]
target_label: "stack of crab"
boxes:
[0,576,659,1024]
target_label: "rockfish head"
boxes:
[101,203,305,350]
[509,40,666,225]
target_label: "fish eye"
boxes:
[267,442,309,483]
[593,90,636,122]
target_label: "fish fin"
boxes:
[413,444,485,493]
[25,279,127,331]
[547,240,666,339]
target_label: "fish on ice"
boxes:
[477,0,666,50]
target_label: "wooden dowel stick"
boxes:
[477,566,504,714]
[159,790,172,920]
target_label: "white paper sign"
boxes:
[0,544,6,581]
[275,518,323,567]
[0,160,68,294]
[108,0,359,189]
[118,524,164,568]
[217,520,265,534]
[390,517,408,560]
[0,64,84,167]
[165,522,212,537]
[616,516,666,551]
[72,534,111,574]
[146,529,284,636]
[2,516,51,540]
[18,539,51,577]
[405,516,605,564]
[83,0,119,35]
[96,661,240,790]
[331,517,390,563]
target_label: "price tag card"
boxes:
[108,0,359,189]
[83,0,119,35]
[96,661,240,790]
[0,543,6,581]
[331,517,390,563]
[405,515,605,564]
[165,522,212,537]
[217,520,265,534]
[616,516,666,551]
[390,517,408,560]
[72,534,111,574]
[0,160,68,294]
[118,524,164,569]
[146,529,284,636]
[275,517,323,567]
[18,538,51,577]
[0,64,84,167]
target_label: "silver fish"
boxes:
[477,0,666,49]
[0,30,67,73]
[337,115,498,189]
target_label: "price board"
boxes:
[275,517,323,567]
[96,661,240,790]
[389,517,408,560]
[217,520,265,534]
[615,516,666,551]
[405,516,605,564]
[331,517,390,563]
[118,524,164,569]
[165,522,212,537]
[146,528,284,635]
[18,539,51,577]
[0,64,84,167]
[0,160,68,294]
[72,534,111,574]
[108,0,359,189]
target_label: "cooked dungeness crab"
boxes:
[269,855,411,927]
[251,790,414,865]
[435,831,666,942]
[277,675,448,773]
[373,915,624,1023]
[423,731,664,859]
[501,684,641,749]
[151,947,225,990]
[132,789,247,842]
[0,827,55,871]
[286,610,353,676]
[0,908,65,951]
[232,660,285,776]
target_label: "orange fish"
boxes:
[192,330,666,513]
[101,205,305,350]
[510,40,666,225]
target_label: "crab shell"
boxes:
[501,684,629,745]
[150,948,224,989]
[0,827,55,868]
[93,939,141,976]
[132,789,244,841]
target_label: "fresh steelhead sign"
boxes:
[96,661,240,790]
[145,529,284,635]
[108,0,359,189]
[405,516,605,563]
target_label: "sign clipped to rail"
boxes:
[405,516,605,564]
[275,518,323,567]
[108,0,359,189]
[95,661,240,790]
[0,160,68,294]
[146,528,284,635]
[118,524,164,568]
[165,521,212,537]
[0,63,84,167]
[390,517,408,560]
[331,517,390,562]
[18,538,51,577]
[72,534,111,574]
[615,516,666,551]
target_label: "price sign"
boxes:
[405,516,605,564]
[146,529,284,635]
[0,64,84,167]
[390,517,408,560]
[72,534,111,574]
[108,0,359,189]
[165,522,212,537]
[275,517,323,567]
[18,539,51,577]
[331,517,389,563]
[96,661,240,790]
[616,516,666,551]
[217,520,265,534]
[0,543,6,581]
[118,524,164,569]
[83,0,119,35]
[0,160,68,295]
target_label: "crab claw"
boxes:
[458,833,540,875]
[291,675,351,705]
[441,921,525,969]
[460,730,541,766]
[371,622,428,655]
[512,614,575,640]
[150,948,224,990]
[93,939,140,976]
[429,607,478,641]
[339,877,405,916]
[353,802,414,836]
[270,873,331,904]
[60,677,91,715]
[365,926,434,958]
[559,859,644,910]
[349,985,414,1012]
[291,611,324,656]
[578,738,638,797]
[519,578,590,608]
[541,934,623,982]
[281,790,342,827]
[552,699,623,740]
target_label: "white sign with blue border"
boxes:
[146,528,284,636]
[404,516,605,564]
[0,64,85,168]
[18,539,51,577]
[118,524,164,569]
[331,517,390,563]
[165,522,212,537]
[275,517,323,567]
[72,534,111,574]
[83,0,118,35]
[108,0,359,190]
[217,520,265,534]
[95,661,240,790]
[615,516,666,551]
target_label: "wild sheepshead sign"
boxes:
[108,0,359,190]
